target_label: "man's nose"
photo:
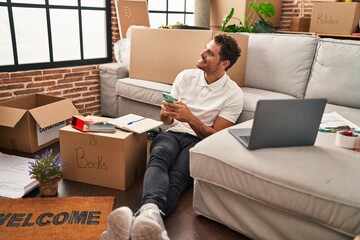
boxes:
[200,50,206,58]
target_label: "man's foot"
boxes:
[100,206,133,240]
[131,203,170,240]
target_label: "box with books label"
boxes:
[60,116,147,190]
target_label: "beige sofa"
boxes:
[99,33,360,239]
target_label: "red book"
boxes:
[70,115,115,133]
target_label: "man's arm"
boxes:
[187,114,234,139]
[162,100,235,139]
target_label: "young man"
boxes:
[100,34,243,240]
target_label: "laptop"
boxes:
[228,98,327,150]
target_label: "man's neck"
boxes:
[204,71,226,84]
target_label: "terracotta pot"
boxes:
[39,178,59,197]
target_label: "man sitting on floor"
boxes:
[100,33,244,240]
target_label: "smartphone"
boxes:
[162,92,175,103]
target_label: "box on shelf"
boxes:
[309,2,360,35]
[60,119,147,190]
[209,0,283,30]
[129,28,248,86]
[0,94,79,153]
[290,17,311,32]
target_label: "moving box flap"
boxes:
[0,106,27,128]
[29,98,79,128]
[116,0,150,38]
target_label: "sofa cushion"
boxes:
[116,78,172,107]
[245,33,319,99]
[238,87,296,122]
[190,109,360,237]
[305,38,360,109]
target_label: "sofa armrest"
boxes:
[99,63,129,117]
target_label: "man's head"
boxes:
[214,34,241,71]
[196,34,241,75]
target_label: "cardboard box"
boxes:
[60,121,147,190]
[290,17,311,32]
[0,94,79,153]
[115,0,150,38]
[210,0,283,30]
[129,28,248,86]
[310,2,360,35]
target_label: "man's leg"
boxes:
[132,132,181,240]
[141,132,181,212]
[164,138,198,215]
[101,132,179,240]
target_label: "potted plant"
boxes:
[221,1,276,33]
[29,149,63,197]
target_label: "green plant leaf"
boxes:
[221,8,235,31]
[249,2,276,21]
[252,20,276,33]
[220,2,276,33]
[258,2,276,19]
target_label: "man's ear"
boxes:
[222,59,230,69]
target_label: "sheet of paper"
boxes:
[107,114,144,128]
[320,111,360,131]
[0,153,39,198]
[107,114,163,134]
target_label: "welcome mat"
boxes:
[0,196,114,240]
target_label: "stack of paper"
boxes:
[320,111,360,131]
[0,153,39,198]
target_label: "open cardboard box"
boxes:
[129,28,248,86]
[0,94,79,153]
[310,2,360,35]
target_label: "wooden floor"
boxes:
[1,142,252,240]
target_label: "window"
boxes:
[147,0,194,28]
[0,0,111,72]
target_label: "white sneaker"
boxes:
[99,206,133,240]
[131,203,170,240]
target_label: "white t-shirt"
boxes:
[168,68,244,137]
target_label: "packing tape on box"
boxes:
[335,131,360,149]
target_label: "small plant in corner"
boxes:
[221,1,276,33]
[29,149,63,182]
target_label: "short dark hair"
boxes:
[214,34,241,71]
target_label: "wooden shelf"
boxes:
[277,30,360,40]
[316,33,360,40]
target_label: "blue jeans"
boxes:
[142,131,200,216]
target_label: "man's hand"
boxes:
[161,100,234,139]
[160,100,175,125]
[162,100,196,123]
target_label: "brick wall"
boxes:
[280,0,314,30]
[0,0,314,116]
[0,0,120,116]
